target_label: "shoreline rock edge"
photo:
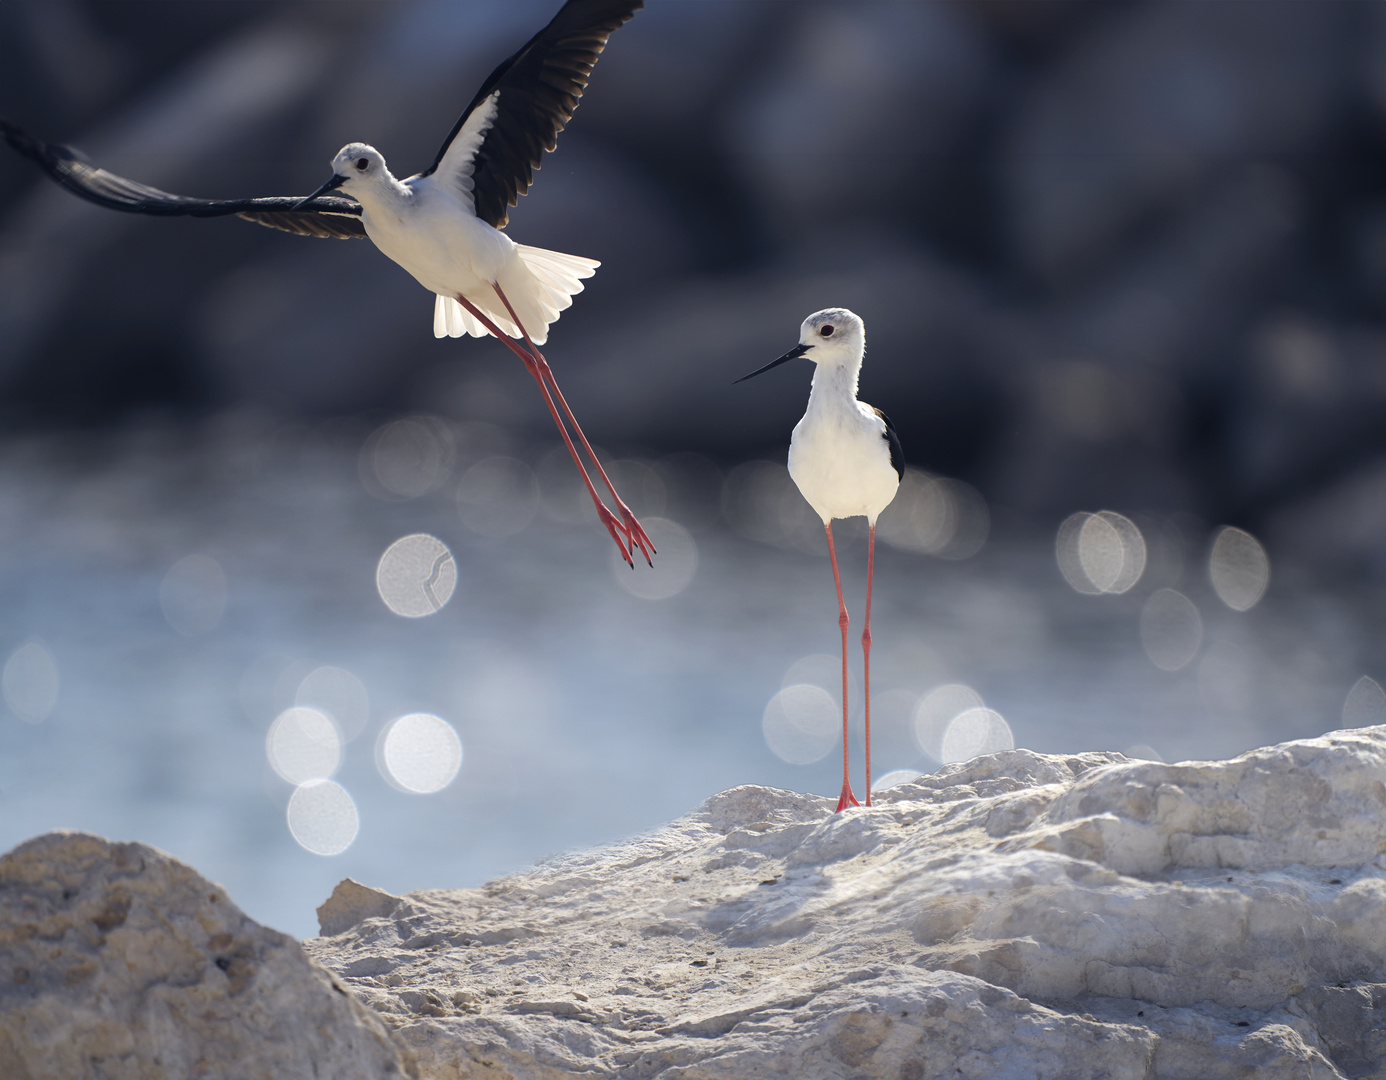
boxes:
[306,726,1386,1079]
[7,726,1386,1077]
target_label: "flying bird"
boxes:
[737,309,902,811]
[1,0,653,566]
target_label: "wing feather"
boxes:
[422,0,642,228]
[2,117,366,239]
[873,407,906,481]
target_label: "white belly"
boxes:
[362,191,511,298]
[788,409,900,525]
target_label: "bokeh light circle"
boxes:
[2,640,58,724]
[782,654,860,716]
[610,517,698,600]
[457,456,539,538]
[940,707,1013,764]
[1057,511,1146,594]
[286,780,359,856]
[1343,675,1386,727]
[934,479,990,561]
[376,534,457,617]
[762,684,838,764]
[376,713,463,794]
[1056,514,1102,595]
[1209,527,1270,611]
[159,554,228,637]
[361,415,456,500]
[872,769,923,792]
[876,468,956,555]
[1139,589,1203,671]
[266,706,342,784]
[295,666,370,742]
[914,684,985,760]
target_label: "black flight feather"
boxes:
[421,0,643,229]
[1,117,367,240]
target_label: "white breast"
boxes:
[360,177,511,298]
[788,401,900,525]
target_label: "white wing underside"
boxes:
[432,245,599,345]
[431,91,499,206]
[426,89,597,346]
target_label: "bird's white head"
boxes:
[329,143,393,194]
[796,308,864,366]
[735,307,866,385]
[294,143,395,210]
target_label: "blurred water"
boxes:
[0,415,1382,940]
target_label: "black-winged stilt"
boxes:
[0,0,654,567]
[737,309,902,811]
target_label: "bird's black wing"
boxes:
[1,118,367,239]
[873,407,905,481]
[421,0,642,229]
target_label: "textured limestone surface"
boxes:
[0,832,413,1080]
[306,726,1386,1080]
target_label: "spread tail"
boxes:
[433,245,599,345]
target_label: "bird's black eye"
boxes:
[820,324,834,337]
[356,157,370,171]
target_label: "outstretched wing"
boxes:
[1,118,367,239]
[421,0,642,229]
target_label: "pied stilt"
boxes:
[0,0,653,566]
[737,309,902,811]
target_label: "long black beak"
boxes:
[292,173,346,211]
[734,342,810,384]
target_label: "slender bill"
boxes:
[734,342,810,384]
[292,173,347,210]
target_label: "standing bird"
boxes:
[0,0,653,566]
[737,309,902,812]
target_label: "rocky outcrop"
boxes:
[305,727,1386,1079]
[0,831,413,1080]
[6,728,1386,1078]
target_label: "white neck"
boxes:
[346,172,410,215]
[807,357,862,407]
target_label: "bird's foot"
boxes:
[835,783,861,814]
[616,501,656,567]
[596,502,635,568]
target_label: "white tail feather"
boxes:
[434,295,489,339]
[431,245,598,345]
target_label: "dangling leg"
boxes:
[825,522,859,813]
[862,523,877,807]
[491,282,655,566]
[452,293,633,566]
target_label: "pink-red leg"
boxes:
[452,292,633,566]
[862,523,877,807]
[825,522,859,813]
[490,283,655,567]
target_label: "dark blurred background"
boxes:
[2,0,1386,937]
[6,0,1386,529]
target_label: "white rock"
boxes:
[0,831,413,1080]
[304,727,1386,1079]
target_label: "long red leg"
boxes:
[862,523,877,807]
[451,293,632,566]
[491,283,655,567]
[825,522,859,813]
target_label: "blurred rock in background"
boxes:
[3,0,1386,558]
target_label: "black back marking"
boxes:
[873,407,905,481]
